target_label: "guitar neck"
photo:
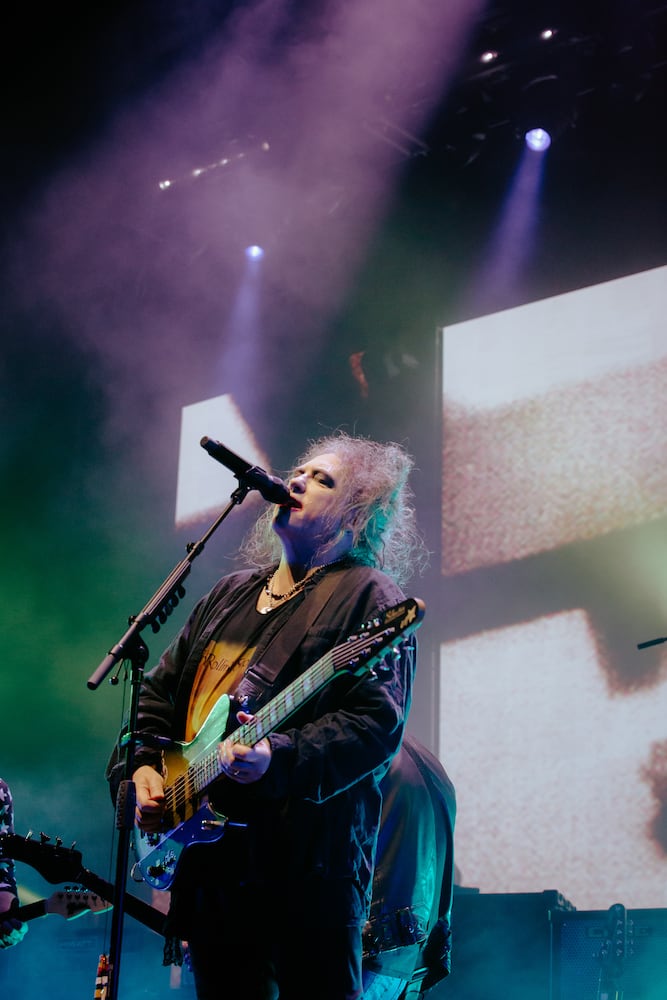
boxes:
[233,647,337,747]
[0,833,164,937]
[75,867,165,936]
[167,647,338,813]
[16,899,47,923]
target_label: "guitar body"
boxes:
[132,693,235,890]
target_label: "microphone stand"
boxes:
[87,479,254,1000]
[637,634,667,649]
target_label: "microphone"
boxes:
[200,437,294,505]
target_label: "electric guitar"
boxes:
[133,596,425,890]
[16,888,111,923]
[0,833,164,936]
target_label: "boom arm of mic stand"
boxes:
[87,483,251,690]
[637,635,667,649]
[86,480,252,1000]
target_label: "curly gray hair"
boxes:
[241,431,428,587]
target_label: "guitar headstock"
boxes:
[369,597,425,637]
[335,597,425,677]
[45,888,113,920]
[0,833,83,884]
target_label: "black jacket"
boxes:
[107,561,416,909]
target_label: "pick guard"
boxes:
[133,695,235,890]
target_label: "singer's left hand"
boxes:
[218,712,272,783]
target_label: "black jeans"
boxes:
[180,876,366,1000]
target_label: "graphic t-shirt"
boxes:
[184,583,292,742]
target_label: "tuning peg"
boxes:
[40,833,51,844]
[55,837,63,847]
[25,829,34,840]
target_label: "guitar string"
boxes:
[164,646,338,818]
[163,622,402,819]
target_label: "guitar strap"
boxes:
[233,566,347,711]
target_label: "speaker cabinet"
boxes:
[441,890,573,1000]
[552,907,667,1000]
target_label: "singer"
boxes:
[107,431,426,1000]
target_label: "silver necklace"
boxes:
[259,560,342,614]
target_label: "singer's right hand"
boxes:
[132,765,166,831]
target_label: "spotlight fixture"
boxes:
[525,127,552,151]
[245,245,265,261]
[515,74,573,150]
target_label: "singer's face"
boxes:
[273,452,347,554]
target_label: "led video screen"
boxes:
[439,265,667,910]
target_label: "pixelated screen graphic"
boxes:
[439,265,667,910]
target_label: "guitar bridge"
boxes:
[200,818,248,831]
